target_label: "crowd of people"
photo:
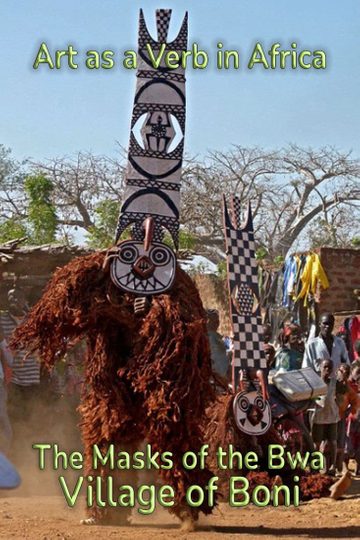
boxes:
[1,285,360,483]
[0,287,83,465]
[206,308,360,478]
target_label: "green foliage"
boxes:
[273,255,285,266]
[163,229,197,250]
[85,200,120,248]
[24,174,58,244]
[255,246,268,260]
[178,229,196,250]
[217,261,227,279]
[0,217,28,243]
[351,236,360,247]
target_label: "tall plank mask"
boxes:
[223,196,272,436]
[108,9,187,297]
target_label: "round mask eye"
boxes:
[118,245,139,264]
[238,395,250,412]
[150,246,171,267]
[254,395,265,412]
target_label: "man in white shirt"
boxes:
[302,312,350,377]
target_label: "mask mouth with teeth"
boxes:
[110,217,176,295]
[110,239,176,295]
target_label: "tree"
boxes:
[24,174,57,244]
[0,145,27,223]
[30,152,125,234]
[85,200,120,248]
[0,151,126,247]
[181,147,280,260]
[0,217,27,243]
[269,144,360,255]
[181,144,360,260]
[1,144,360,258]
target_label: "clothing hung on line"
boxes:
[258,251,328,347]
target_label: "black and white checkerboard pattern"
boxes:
[231,195,243,229]
[156,9,172,43]
[223,197,266,378]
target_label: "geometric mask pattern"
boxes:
[233,390,271,436]
[223,196,266,386]
[110,240,176,295]
[115,9,188,250]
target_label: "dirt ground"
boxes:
[1,475,359,539]
[2,401,360,540]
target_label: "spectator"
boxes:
[354,339,360,360]
[302,312,350,377]
[264,343,276,371]
[0,288,40,461]
[0,326,13,455]
[262,323,273,345]
[311,359,339,476]
[274,323,304,372]
[336,364,358,475]
[206,309,231,380]
[345,360,360,475]
[337,328,353,362]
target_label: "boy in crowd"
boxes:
[311,358,339,476]
[336,364,358,475]
[264,343,276,371]
[345,360,360,475]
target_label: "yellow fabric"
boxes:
[296,253,329,306]
[311,253,329,292]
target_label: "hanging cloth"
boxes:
[296,253,329,307]
[282,256,298,307]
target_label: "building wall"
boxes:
[318,247,360,314]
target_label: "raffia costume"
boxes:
[12,10,217,525]
[11,9,335,524]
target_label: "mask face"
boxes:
[233,390,272,436]
[110,240,176,295]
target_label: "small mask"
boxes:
[233,390,272,436]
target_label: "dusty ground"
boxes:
[1,475,359,539]
[3,404,360,540]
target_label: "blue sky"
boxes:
[1,1,359,162]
